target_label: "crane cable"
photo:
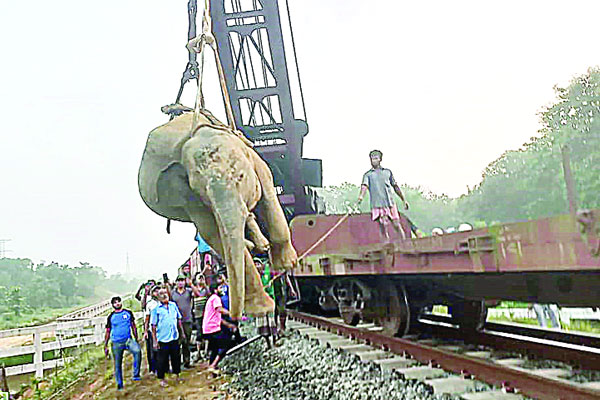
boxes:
[186,0,252,147]
[264,209,353,288]
[297,211,352,261]
[185,2,350,279]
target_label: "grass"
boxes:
[487,310,600,334]
[2,296,142,398]
[0,350,60,368]
[486,314,539,326]
[433,302,600,334]
[12,318,144,398]
[20,345,107,399]
[0,307,77,331]
[494,301,530,309]
[0,295,140,331]
[564,319,600,334]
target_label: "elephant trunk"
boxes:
[207,180,247,319]
[207,180,275,319]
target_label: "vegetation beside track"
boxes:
[318,68,600,233]
[0,258,138,330]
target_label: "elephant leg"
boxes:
[187,203,272,316]
[243,248,275,316]
[246,213,270,253]
[188,206,273,316]
[191,178,248,320]
[184,205,224,257]
[251,153,297,271]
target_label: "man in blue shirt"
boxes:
[151,288,187,387]
[216,273,229,310]
[195,231,212,254]
[104,296,141,390]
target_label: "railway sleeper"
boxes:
[288,315,600,399]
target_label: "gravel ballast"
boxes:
[220,331,462,400]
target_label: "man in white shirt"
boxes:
[143,285,160,374]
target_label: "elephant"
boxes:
[138,109,298,319]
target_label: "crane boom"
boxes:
[209,0,323,217]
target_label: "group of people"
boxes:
[105,252,293,390]
[104,149,411,390]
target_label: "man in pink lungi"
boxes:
[357,149,409,241]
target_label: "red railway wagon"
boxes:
[290,209,600,336]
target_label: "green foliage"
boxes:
[487,314,539,326]
[467,67,600,223]
[315,182,369,214]
[0,349,58,368]
[319,67,600,231]
[316,183,471,233]
[0,286,28,316]
[0,258,138,329]
[27,345,106,400]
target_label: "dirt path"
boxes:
[0,331,54,348]
[66,359,234,400]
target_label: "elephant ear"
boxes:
[156,163,196,207]
[139,113,196,206]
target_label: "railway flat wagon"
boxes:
[167,0,599,339]
[290,209,600,335]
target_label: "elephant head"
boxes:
[138,110,297,319]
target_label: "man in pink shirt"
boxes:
[202,283,237,369]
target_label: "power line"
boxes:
[0,239,12,258]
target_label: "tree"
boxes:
[539,67,600,210]
[4,286,26,316]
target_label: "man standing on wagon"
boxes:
[357,149,409,241]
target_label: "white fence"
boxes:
[56,294,133,321]
[0,295,140,379]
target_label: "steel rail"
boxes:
[419,314,600,370]
[288,310,600,400]
[423,313,600,348]
[485,320,600,348]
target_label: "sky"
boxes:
[1,0,599,278]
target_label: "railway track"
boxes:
[287,310,600,400]
[419,313,600,371]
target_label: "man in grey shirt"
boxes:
[171,275,202,367]
[358,149,409,240]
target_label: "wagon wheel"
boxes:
[336,282,364,326]
[339,303,361,326]
[450,299,488,331]
[374,281,411,337]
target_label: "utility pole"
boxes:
[561,145,578,217]
[125,252,131,276]
[0,239,12,258]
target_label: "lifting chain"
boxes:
[163,0,251,147]
[163,0,200,119]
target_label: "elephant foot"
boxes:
[246,213,271,254]
[271,241,298,271]
[245,293,275,317]
[246,238,270,253]
[253,237,270,254]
